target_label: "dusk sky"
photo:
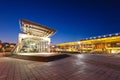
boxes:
[0,0,120,44]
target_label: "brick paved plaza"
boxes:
[0,54,120,80]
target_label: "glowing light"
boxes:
[111,50,120,54]
[76,54,85,58]
[18,53,56,56]
[52,46,55,48]
[77,41,81,44]
[0,45,2,48]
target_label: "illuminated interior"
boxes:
[55,33,120,54]
[13,19,56,54]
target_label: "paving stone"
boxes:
[0,54,120,80]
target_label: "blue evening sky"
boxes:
[0,0,120,44]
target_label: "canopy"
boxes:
[20,19,56,37]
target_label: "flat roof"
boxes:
[56,33,120,46]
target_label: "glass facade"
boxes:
[55,34,120,54]
[13,19,56,55]
[19,38,49,53]
[13,33,51,54]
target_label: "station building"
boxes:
[55,33,120,54]
[13,19,56,55]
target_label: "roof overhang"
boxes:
[20,18,56,37]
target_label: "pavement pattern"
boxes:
[0,54,120,80]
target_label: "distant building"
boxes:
[55,33,120,54]
[0,41,16,52]
[2,42,10,48]
[1,42,16,52]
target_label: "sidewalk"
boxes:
[0,52,11,57]
[0,54,120,80]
